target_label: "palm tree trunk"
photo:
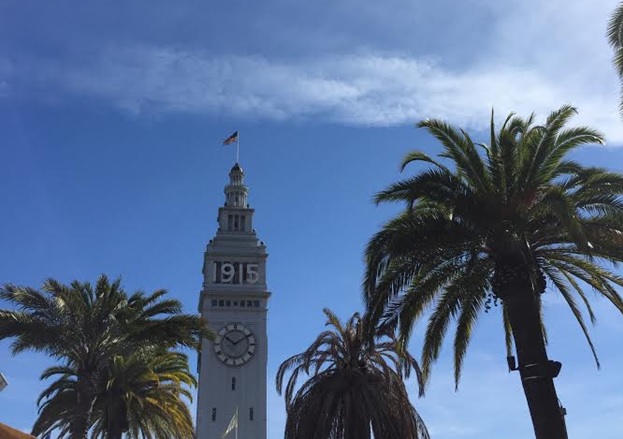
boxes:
[106,405,126,439]
[71,368,102,439]
[71,386,94,439]
[504,287,568,439]
[108,427,123,439]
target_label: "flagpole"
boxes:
[236,132,240,164]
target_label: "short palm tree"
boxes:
[93,349,196,439]
[32,349,196,439]
[0,275,209,439]
[276,308,430,439]
[364,106,623,439]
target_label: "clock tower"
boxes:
[196,163,270,439]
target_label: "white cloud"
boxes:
[43,47,620,144]
[6,0,623,143]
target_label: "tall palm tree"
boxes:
[0,275,209,439]
[276,308,430,439]
[32,349,196,439]
[608,2,623,115]
[364,106,623,439]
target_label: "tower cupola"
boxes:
[224,163,248,208]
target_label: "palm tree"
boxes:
[608,2,623,115]
[0,275,209,439]
[364,106,623,439]
[276,308,430,439]
[93,349,196,439]
[33,349,196,439]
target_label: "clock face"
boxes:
[214,323,256,367]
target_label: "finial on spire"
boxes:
[230,162,243,173]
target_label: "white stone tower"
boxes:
[196,163,270,439]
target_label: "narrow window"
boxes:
[219,300,224,307]
[247,300,252,307]
[212,408,217,422]
[233,301,238,306]
[241,301,246,307]
[240,215,246,231]
[232,377,236,391]
[211,299,217,307]
[225,300,231,307]
[227,215,233,230]
[249,408,254,421]
[233,215,239,230]
[253,300,260,307]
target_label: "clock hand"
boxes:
[231,333,253,345]
[224,336,236,344]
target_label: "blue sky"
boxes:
[1,0,623,437]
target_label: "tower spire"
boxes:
[224,163,248,209]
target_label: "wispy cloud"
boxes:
[9,46,619,143]
[3,0,623,143]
